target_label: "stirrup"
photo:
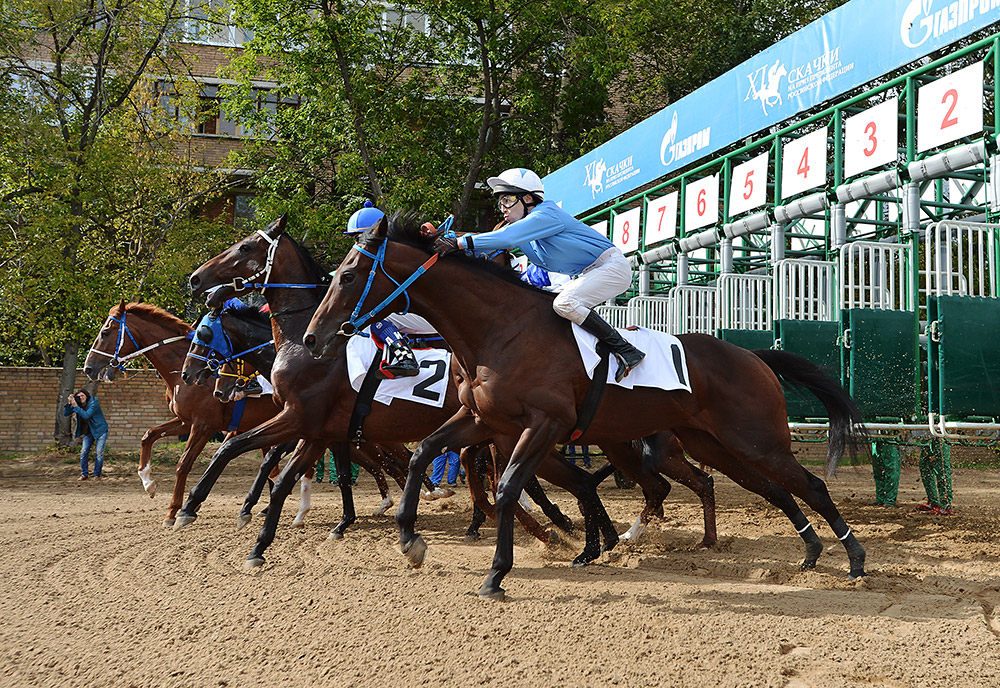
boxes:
[378,343,419,379]
[611,349,645,383]
[243,379,264,397]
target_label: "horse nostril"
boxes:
[213,389,223,399]
[303,333,316,352]
[190,275,200,289]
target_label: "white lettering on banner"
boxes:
[660,111,711,166]
[900,0,1000,49]
[644,192,678,247]
[613,206,641,255]
[744,59,787,115]
[584,155,639,198]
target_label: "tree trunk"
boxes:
[54,339,80,448]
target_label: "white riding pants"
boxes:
[552,248,633,324]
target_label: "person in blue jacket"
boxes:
[433,168,644,381]
[346,202,436,379]
[63,388,109,481]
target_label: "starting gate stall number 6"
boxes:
[844,98,899,179]
[612,206,641,255]
[781,126,828,199]
[684,174,719,232]
[917,61,984,153]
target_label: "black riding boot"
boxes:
[379,338,420,379]
[580,310,645,383]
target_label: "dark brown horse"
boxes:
[180,218,717,569]
[82,302,304,527]
[303,213,868,599]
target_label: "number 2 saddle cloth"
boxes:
[346,335,451,408]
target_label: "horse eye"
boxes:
[197,326,214,343]
[238,241,252,254]
[340,271,356,285]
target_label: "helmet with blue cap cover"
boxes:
[346,201,385,234]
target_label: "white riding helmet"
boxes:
[487,168,545,199]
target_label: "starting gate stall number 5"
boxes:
[612,206,641,255]
[729,151,770,216]
[917,61,984,153]
[844,97,899,179]
[781,126,828,199]
[685,174,719,232]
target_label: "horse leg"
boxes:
[673,429,831,573]
[601,441,673,545]
[291,463,315,529]
[245,441,326,569]
[165,423,214,527]
[482,420,564,600]
[396,408,494,568]
[138,417,187,498]
[174,410,302,530]
[466,503,488,541]
[523,475,574,534]
[350,445,393,516]
[237,442,297,530]
[654,433,718,549]
[328,442,357,538]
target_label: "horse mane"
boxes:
[376,211,554,298]
[125,302,192,332]
[283,232,332,290]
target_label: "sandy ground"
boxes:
[1,448,999,688]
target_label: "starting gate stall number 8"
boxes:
[644,192,679,247]
[684,174,719,232]
[781,126,828,199]
[917,61,984,153]
[844,97,899,179]
[728,151,769,216]
[612,206,641,255]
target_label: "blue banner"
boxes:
[545,0,1000,218]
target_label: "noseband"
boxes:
[89,312,187,372]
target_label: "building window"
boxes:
[234,194,257,227]
[185,0,253,46]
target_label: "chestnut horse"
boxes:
[82,302,312,527]
[180,218,717,569]
[303,213,868,599]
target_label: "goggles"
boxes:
[497,194,521,210]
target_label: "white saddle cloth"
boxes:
[254,374,273,396]
[346,335,451,408]
[571,325,692,393]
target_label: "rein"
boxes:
[89,313,188,371]
[338,239,439,335]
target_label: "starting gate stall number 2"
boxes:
[613,206,641,255]
[917,61,984,153]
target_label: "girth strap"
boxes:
[348,349,386,447]
[565,342,612,443]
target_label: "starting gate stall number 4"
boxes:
[844,97,899,179]
[917,61,984,153]
[781,126,828,199]
[644,192,679,247]
[729,151,770,216]
[612,206,641,255]
[685,174,719,231]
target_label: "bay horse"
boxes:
[82,302,313,527]
[180,217,717,569]
[302,213,868,599]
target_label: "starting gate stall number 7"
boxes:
[917,61,984,153]
[644,192,679,247]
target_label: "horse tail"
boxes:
[751,349,868,480]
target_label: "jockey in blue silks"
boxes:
[346,201,436,379]
[432,168,645,382]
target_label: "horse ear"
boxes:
[266,214,288,239]
[374,215,387,238]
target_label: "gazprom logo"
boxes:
[660,111,710,167]
[900,0,1000,49]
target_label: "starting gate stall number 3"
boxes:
[644,192,679,247]
[729,151,769,216]
[844,97,899,179]
[917,61,984,153]
[781,126,828,199]
[613,206,641,255]
[685,174,720,231]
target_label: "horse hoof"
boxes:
[328,530,344,541]
[244,557,265,571]
[464,532,481,542]
[849,569,867,581]
[571,556,593,568]
[172,514,196,531]
[146,481,157,498]
[800,560,818,571]
[162,519,175,528]
[478,585,506,601]
[401,535,427,568]
[235,514,252,531]
[697,539,717,550]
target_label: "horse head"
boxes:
[84,300,132,382]
[190,214,288,307]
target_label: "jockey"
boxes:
[346,201,428,379]
[433,168,645,382]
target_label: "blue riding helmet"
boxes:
[346,201,385,234]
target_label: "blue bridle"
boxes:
[337,239,439,336]
[185,312,274,376]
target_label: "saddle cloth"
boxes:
[346,335,451,408]
[571,324,692,393]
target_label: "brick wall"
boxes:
[0,368,174,454]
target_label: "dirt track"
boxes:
[1,449,999,688]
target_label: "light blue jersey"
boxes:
[461,200,614,276]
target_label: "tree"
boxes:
[0,0,232,445]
